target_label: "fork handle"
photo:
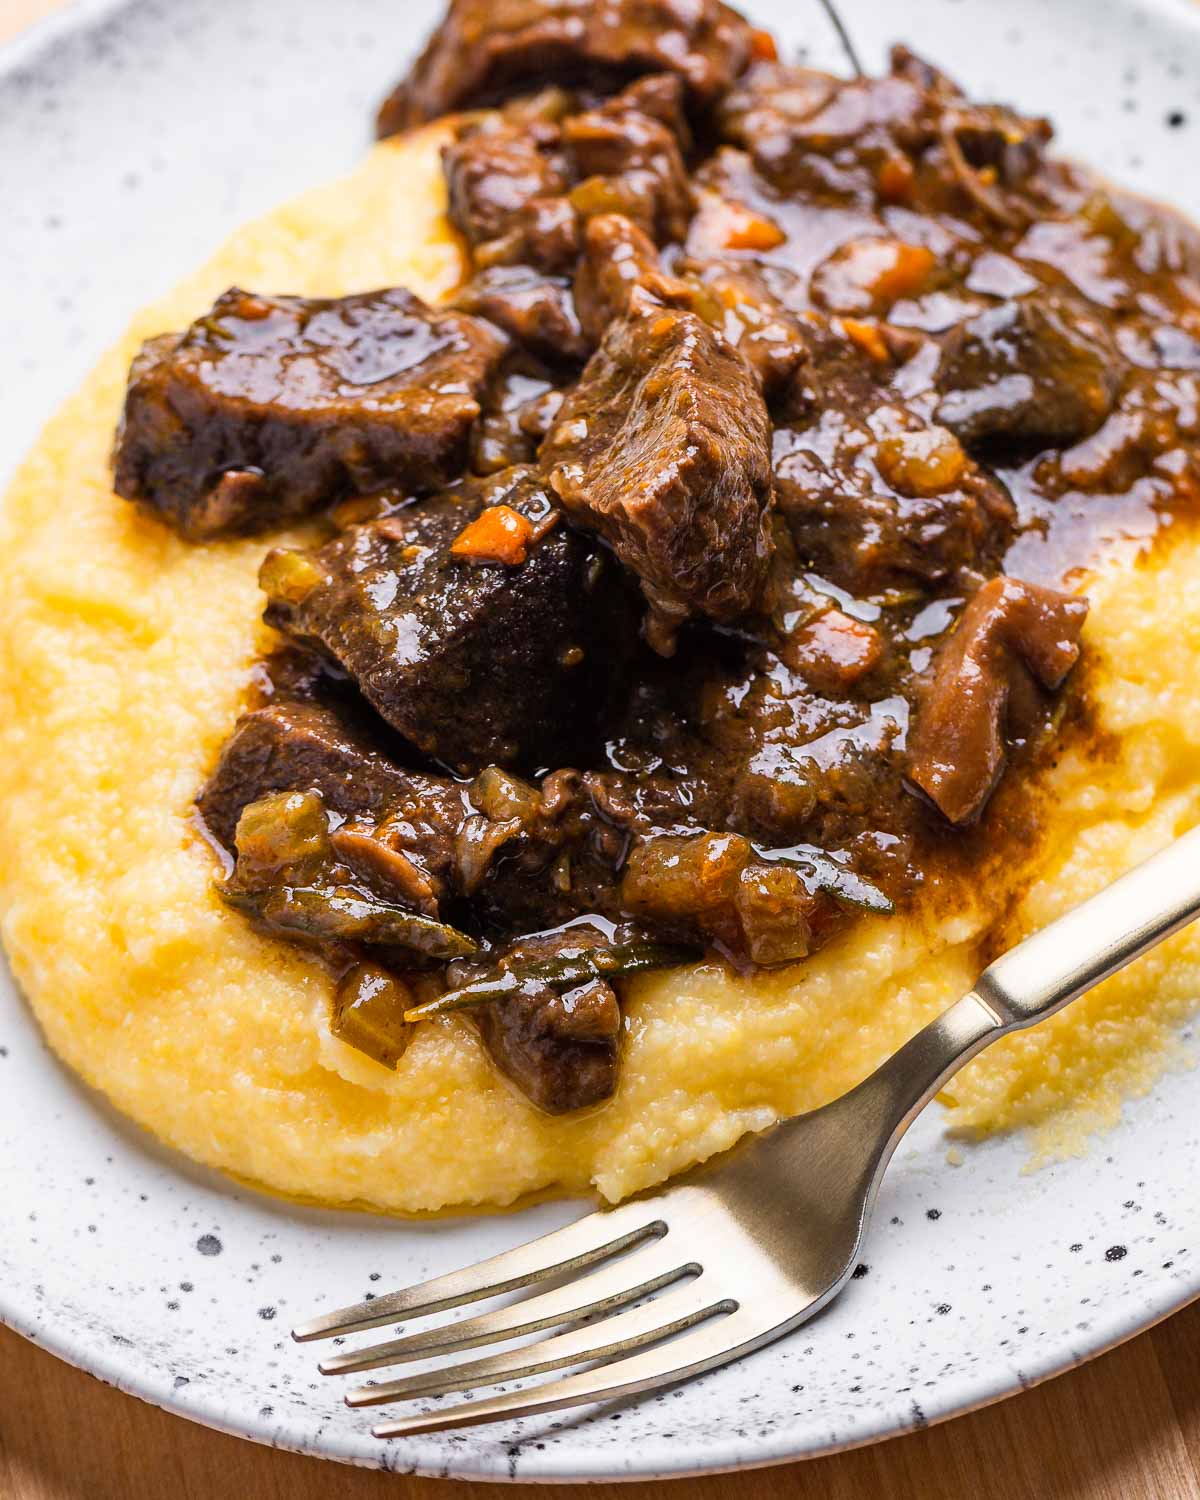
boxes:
[974,821,1200,1029]
[813,823,1200,1163]
[759,825,1200,1298]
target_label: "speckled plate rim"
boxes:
[3,0,1200,1480]
[4,1055,1199,1484]
[9,1277,1199,1484]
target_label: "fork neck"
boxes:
[757,991,1001,1203]
[816,990,1000,1159]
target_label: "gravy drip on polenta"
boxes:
[108,0,1200,1117]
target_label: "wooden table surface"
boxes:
[3,3,1199,1497]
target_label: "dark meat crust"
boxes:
[474,977,620,1113]
[935,294,1124,448]
[262,469,639,773]
[541,294,775,637]
[377,0,756,135]
[196,700,468,869]
[113,288,508,538]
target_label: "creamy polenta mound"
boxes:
[1,124,1199,1213]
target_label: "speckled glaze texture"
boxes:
[2,0,1200,1481]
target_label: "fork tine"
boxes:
[318,1238,694,1375]
[347,1277,733,1407]
[291,1201,665,1342]
[370,1307,762,1437]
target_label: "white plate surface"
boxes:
[2,0,1200,1481]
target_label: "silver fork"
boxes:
[293,824,1200,1437]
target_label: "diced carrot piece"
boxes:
[868,242,935,304]
[814,238,935,316]
[876,155,915,205]
[842,318,892,363]
[750,28,779,61]
[721,201,787,251]
[231,293,273,321]
[449,505,534,566]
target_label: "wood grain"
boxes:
[3,1310,1200,1500]
[2,3,1199,1497]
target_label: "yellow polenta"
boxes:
[1,125,1199,1214]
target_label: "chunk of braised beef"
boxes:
[907,576,1088,825]
[220,788,479,962]
[887,43,963,97]
[614,72,692,149]
[464,924,623,1113]
[262,467,639,773]
[442,113,572,258]
[715,54,1050,225]
[455,266,590,365]
[377,0,758,136]
[681,258,812,397]
[196,700,468,881]
[474,975,620,1113]
[541,293,774,648]
[484,195,583,275]
[114,288,507,539]
[773,325,1015,593]
[935,294,1123,448]
[716,62,935,191]
[572,213,665,343]
[562,89,694,244]
[199,702,611,943]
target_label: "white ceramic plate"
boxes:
[2,0,1200,1481]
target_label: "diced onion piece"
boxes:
[734,864,811,966]
[622,831,752,921]
[332,962,414,1069]
[258,547,325,605]
[233,790,330,888]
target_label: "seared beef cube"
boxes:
[377,0,757,136]
[475,977,619,1113]
[717,55,1050,223]
[455,266,589,364]
[717,62,933,189]
[573,213,666,344]
[615,72,692,148]
[114,288,508,539]
[936,295,1122,448]
[907,576,1088,824]
[196,700,467,884]
[563,90,693,244]
[541,294,774,646]
[443,114,573,266]
[263,468,638,773]
[682,258,812,396]
[466,924,623,1111]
